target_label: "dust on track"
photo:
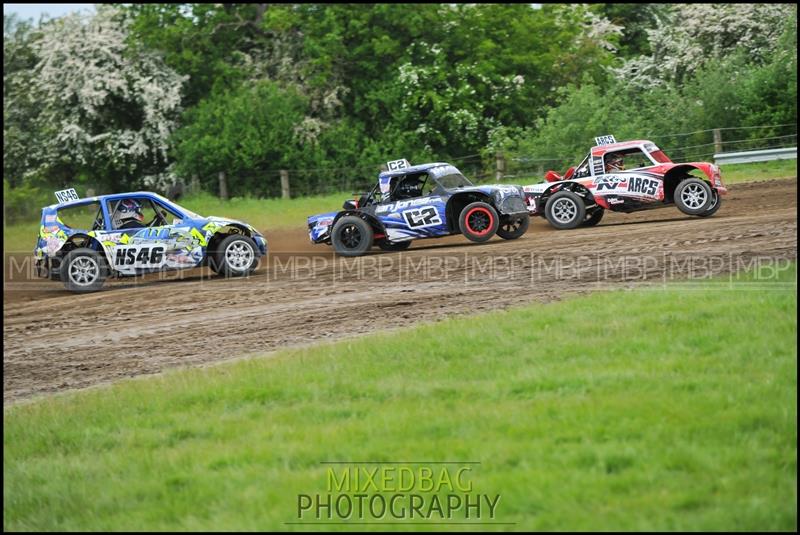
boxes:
[4,178,797,404]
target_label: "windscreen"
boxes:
[429,165,474,189]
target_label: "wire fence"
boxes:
[184,123,797,198]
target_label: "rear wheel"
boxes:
[213,234,260,276]
[544,190,586,230]
[331,216,374,256]
[496,214,530,240]
[61,247,109,293]
[675,178,713,215]
[378,240,411,252]
[581,208,605,227]
[458,202,499,242]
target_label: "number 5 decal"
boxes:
[403,207,442,228]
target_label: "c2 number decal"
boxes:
[403,207,442,228]
[114,245,166,267]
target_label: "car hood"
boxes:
[308,212,339,225]
[205,216,264,237]
[447,184,524,197]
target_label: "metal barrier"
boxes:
[714,147,797,165]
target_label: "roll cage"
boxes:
[357,168,476,207]
[572,141,671,179]
[52,193,195,232]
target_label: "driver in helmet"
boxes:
[606,153,625,173]
[394,175,424,200]
[114,199,146,229]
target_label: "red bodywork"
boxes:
[524,139,727,215]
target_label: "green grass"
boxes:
[4,264,796,531]
[4,159,796,253]
[719,158,797,185]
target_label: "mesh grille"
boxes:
[501,196,527,214]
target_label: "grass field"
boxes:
[3,159,796,253]
[4,264,796,531]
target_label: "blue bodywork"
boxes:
[35,191,267,279]
[308,162,528,244]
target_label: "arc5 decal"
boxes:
[626,176,660,196]
[591,173,662,199]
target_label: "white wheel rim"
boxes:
[69,256,99,286]
[681,183,707,209]
[552,198,578,223]
[225,240,254,271]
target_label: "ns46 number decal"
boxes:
[403,206,442,228]
[114,245,166,267]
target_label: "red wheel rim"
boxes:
[465,207,495,236]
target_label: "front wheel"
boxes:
[213,234,260,276]
[458,202,499,242]
[697,190,722,218]
[544,190,586,230]
[581,208,605,227]
[378,240,411,252]
[61,247,109,293]
[675,178,714,216]
[331,216,374,257]
[496,214,530,240]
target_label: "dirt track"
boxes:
[4,178,797,404]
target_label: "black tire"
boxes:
[496,214,530,240]
[60,247,109,293]
[212,234,260,277]
[459,202,500,242]
[544,190,586,230]
[697,190,722,218]
[581,208,605,227]
[378,240,411,252]
[331,216,374,257]
[674,178,714,216]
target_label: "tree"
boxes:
[614,4,797,87]
[173,81,308,197]
[4,14,42,188]
[30,5,187,191]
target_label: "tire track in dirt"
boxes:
[3,178,797,404]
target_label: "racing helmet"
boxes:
[395,176,423,199]
[606,153,624,172]
[114,199,144,227]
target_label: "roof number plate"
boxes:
[387,159,410,171]
[54,188,79,203]
[594,135,616,146]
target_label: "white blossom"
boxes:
[31,5,187,180]
[613,4,796,87]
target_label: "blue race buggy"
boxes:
[35,189,268,292]
[308,160,530,256]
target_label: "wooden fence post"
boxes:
[218,171,228,201]
[190,174,200,195]
[280,170,290,199]
[495,152,505,181]
[713,128,723,155]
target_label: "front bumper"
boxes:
[253,235,269,256]
[498,195,529,216]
